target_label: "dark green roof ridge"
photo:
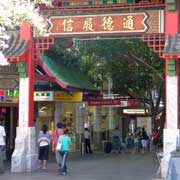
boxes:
[40,55,98,92]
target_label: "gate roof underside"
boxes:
[0,31,28,89]
[162,34,180,58]
[3,31,29,61]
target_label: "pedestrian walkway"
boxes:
[0,152,161,180]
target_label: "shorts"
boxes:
[141,140,147,148]
[38,145,50,160]
[113,138,121,150]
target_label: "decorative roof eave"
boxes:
[162,34,180,58]
[2,31,29,61]
[40,55,99,92]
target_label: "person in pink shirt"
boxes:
[52,122,64,169]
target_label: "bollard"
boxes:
[0,150,4,173]
[81,142,85,157]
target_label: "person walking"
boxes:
[51,122,64,169]
[58,128,71,175]
[37,124,51,170]
[140,128,149,153]
[0,121,6,173]
[112,125,121,154]
[84,128,93,154]
[150,128,159,151]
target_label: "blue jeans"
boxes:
[59,151,68,173]
[0,146,6,161]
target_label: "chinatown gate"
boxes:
[5,0,180,177]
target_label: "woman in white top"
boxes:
[37,124,51,170]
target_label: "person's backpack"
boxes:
[105,142,112,153]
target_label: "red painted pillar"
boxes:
[20,22,34,127]
[165,1,180,128]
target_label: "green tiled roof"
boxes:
[2,31,29,58]
[40,55,98,92]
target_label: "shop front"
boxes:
[122,109,151,138]
[0,89,19,159]
[34,91,84,152]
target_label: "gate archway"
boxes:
[5,0,180,177]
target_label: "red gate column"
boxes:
[11,22,37,172]
[162,0,180,178]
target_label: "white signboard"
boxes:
[123,109,148,115]
[34,91,53,101]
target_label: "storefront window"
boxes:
[38,102,55,134]
[61,103,76,151]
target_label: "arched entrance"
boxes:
[3,1,179,177]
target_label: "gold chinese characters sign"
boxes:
[47,11,164,36]
[54,91,82,102]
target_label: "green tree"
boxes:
[73,39,165,129]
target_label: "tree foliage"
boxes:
[72,39,165,128]
[46,38,165,128]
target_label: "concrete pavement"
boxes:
[0,152,161,180]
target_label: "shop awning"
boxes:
[40,55,98,92]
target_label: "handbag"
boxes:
[56,141,62,151]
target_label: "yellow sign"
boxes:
[54,92,82,102]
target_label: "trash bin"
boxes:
[81,142,85,156]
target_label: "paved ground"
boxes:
[0,151,161,180]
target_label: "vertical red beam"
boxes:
[165,5,179,35]
[165,0,180,128]
[28,29,34,127]
[20,22,34,127]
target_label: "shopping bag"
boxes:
[56,142,62,151]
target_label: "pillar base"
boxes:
[11,127,38,172]
[161,129,180,178]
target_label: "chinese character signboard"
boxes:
[6,90,19,102]
[54,91,82,102]
[34,91,54,101]
[47,10,164,36]
[88,99,128,106]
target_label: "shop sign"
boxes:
[54,91,82,102]
[34,91,53,101]
[48,13,148,35]
[6,90,19,102]
[48,10,164,36]
[88,99,128,106]
[123,109,148,115]
[0,90,5,101]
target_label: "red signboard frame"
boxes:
[48,12,149,36]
